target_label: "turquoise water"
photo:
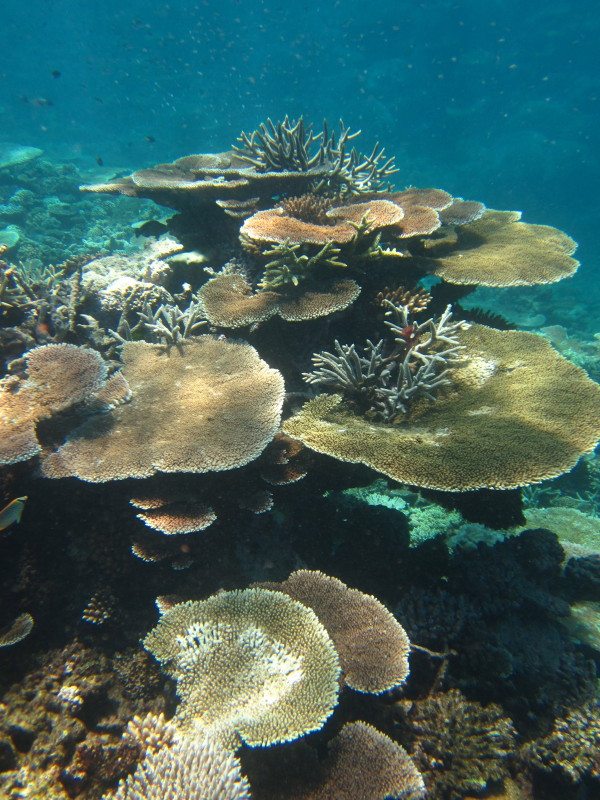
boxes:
[1,2,599,799]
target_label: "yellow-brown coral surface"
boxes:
[284,325,600,490]
[42,336,284,481]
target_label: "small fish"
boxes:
[95,156,104,166]
[0,496,27,532]
[51,69,61,79]
[145,135,155,143]
[30,97,54,107]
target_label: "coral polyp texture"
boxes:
[41,336,285,481]
[0,342,111,465]
[424,209,579,287]
[286,325,600,490]
[269,721,425,800]
[143,588,341,749]
[108,735,251,800]
[198,272,360,327]
[259,570,410,693]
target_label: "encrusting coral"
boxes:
[286,325,600,490]
[259,570,411,693]
[41,336,284,481]
[143,588,341,749]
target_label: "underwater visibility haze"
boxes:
[0,1,600,799]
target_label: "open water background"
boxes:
[1,0,599,319]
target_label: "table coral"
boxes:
[143,588,340,749]
[41,336,284,481]
[285,325,600,490]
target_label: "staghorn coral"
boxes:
[259,570,410,694]
[233,116,398,194]
[424,210,579,287]
[523,700,600,782]
[198,272,360,327]
[143,588,340,749]
[286,325,600,490]
[134,298,207,348]
[258,240,347,290]
[0,343,112,465]
[0,612,34,647]
[373,285,431,312]
[108,735,251,800]
[303,300,467,422]
[41,336,284,481]
[397,689,516,800]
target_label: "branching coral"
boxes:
[233,116,398,194]
[108,735,251,800]
[286,324,600,490]
[303,299,466,422]
[143,588,340,749]
[523,700,600,781]
[397,689,516,800]
[135,298,207,347]
[258,240,347,290]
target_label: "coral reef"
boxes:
[522,700,600,782]
[0,157,155,265]
[286,325,600,490]
[0,343,112,465]
[143,588,341,749]
[259,570,410,693]
[395,689,516,800]
[109,735,251,800]
[41,336,284,481]
[304,299,466,421]
[0,612,33,647]
[1,115,599,800]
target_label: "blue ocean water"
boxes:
[2,0,599,322]
[1,2,600,799]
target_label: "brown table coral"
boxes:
[41,336,285,481]
[284,325,600,490]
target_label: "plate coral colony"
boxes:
[0,117,599,799]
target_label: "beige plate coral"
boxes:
[284,325,600,490]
